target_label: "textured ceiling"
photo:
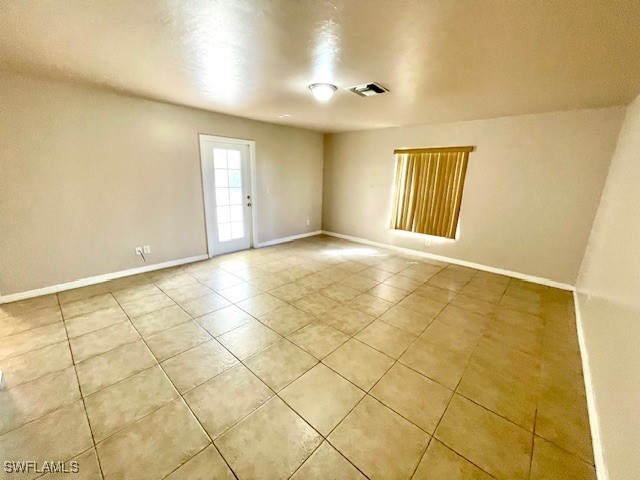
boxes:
[1,0,640,132]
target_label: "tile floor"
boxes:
[0,235,596,480]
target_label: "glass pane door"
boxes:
[199,135,253,257]
[213,148,245,242]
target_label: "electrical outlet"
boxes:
[306,219,310,226]
[425,239,432,247]
[135,247,143,256]
[143,245,150,254]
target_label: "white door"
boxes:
[200,136,253,256]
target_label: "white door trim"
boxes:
[198,134,259,257]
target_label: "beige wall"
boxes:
[0,73,323,295]
[322,107,625,284]
[575,94,640,480]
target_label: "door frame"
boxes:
[198,134,259,258]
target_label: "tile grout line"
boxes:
[406,271,504,480]
[0,309,64,344]
[293,393,372,479]
[55,292,107,480]
[292,262,469,478]
[5,272,465,390]
[314,266,443,402]
[0,339,72,386]
[293,241,561,475]
[430,270,588,476]
[524,276,541,478]
[437,274,582,478]
[111,277,244,480]
[427,274,541,477]
[408,436,435,479]
[156,257,357,475]
[527,406,539,479]
[262,254,475,477]
[1,238,586,479]
[198,251,428,478]
[3,265,291,476]
[160,443,218,480]
[437,272,531,479]
[179,265,337,479]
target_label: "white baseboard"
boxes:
[0,254,209,304]
[573,290,608,480]
[256,231,322,248]
[1,231,324,304]
[321,230,575,291]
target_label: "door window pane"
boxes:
[218,223,232,242]
[229,188,242,205]
[216,188,230,206]
[217,206,230,223]
[213,149,227,169]
[227,150,241,169]
[214,169,228,188]
[231,222,244,239]
[230,205,243,222]
[228,170,241,188]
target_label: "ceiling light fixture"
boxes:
[309,83,337,102]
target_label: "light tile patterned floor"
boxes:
[0,235,596,480]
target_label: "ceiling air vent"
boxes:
[348,82,389,97]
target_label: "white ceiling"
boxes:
[1,0,640,132]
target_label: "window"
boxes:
[390,146,472,239]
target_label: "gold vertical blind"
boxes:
[390,146,473,239]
